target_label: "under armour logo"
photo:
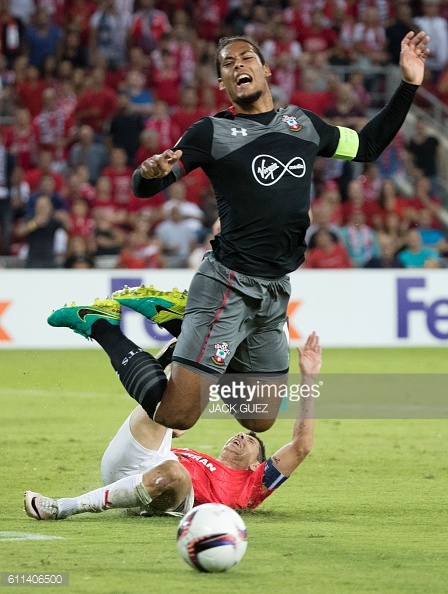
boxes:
[252,154,306,186]
[231,127,247,136]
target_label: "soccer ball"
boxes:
[177,503,247,572]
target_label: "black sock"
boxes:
[159,318,183,338]
[91,320,167,419]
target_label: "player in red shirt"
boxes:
[24,333,321,519]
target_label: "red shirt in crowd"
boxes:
[306,243,352,269]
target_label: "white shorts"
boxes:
[101,414,194,516]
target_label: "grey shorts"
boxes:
[172,252,291,379]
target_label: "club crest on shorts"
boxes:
[282,114,302,132]
[211,342,231,366]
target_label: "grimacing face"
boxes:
[218,41,271,107]
[220,432,261,467]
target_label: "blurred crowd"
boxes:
[0,0,447,270]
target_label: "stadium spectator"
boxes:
[0,0,26,69]
[296,7,338,60]
[56,25,89,70]
[128,0,171,54]
[397,227,440,267]
[89,0,131,70]
[406,117,442,197]
[92,209,125,261]
[194,0,227,42]
[68,125,109,185]
[3,107,36,171]
[25,149,66,193]
[289,68,334,116]
[33,87,75,170]
[341,179,382,228]
[170,85,208,135]
[352,6,388,68]
[15,194,70,268]
[25,173,68,219]
[135,128,161,168]
[340,210,381,267]
[15,64,46,118]
[306,201,343,247]
[155,205,197,268]
[150,48,181,108]
[357,162,382,202]
[63,235,95,269]
[305,228,352,269]
[0,133,14,255]
[386,3,418,66]
[162,180,205,239]
[101,147,134,210]
[414,0,448,81]
[120,69,153,119]
[10,0,34,26]
[144,100,180,147]
[224,0,256,37]
[9,165,30,224]
[24,7,63,71]
[416,208,447,250]
[364,233,404,268]
[67,197,96,247]
[243,4,269,45]
[323,81,367,130]
[74,66,118,135]
[91,174,127,228]
[376,131,406,181]
[108,93,145,166]
[262,16,302,68]
[24,332,321,519]
[116,218,164,269]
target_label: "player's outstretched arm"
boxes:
[268,332,322,477]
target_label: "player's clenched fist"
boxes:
[140,149,183,179]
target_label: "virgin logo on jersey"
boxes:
[252,155,306,186]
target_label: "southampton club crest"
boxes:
[282,114,302,132]
[211,342,231,366]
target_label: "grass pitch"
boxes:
[0,347,447,593]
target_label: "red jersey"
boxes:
[172,448,282,510]
[101,166,134,207]
[4,126,37,171]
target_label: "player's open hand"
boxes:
[140,149,183,179]
[400,31,430,86]
[298,331,322,378]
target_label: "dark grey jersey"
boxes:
[171,106,339,277]
[132,83,418,277]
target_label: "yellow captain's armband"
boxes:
[332,126,359,160]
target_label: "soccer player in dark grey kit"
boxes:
[49,31,430,433]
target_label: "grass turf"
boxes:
[0,348,446,593]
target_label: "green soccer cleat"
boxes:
[47,298,121,339]
[112,284,187,325]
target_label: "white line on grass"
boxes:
[0,532,66,541]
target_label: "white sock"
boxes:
[57,473,152,518]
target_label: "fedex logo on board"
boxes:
[397,278,448,340]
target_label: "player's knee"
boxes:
[143,460,190,492]
[154,409,197,431]
[236,418,276,433]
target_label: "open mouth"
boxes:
[236,74,252,87]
